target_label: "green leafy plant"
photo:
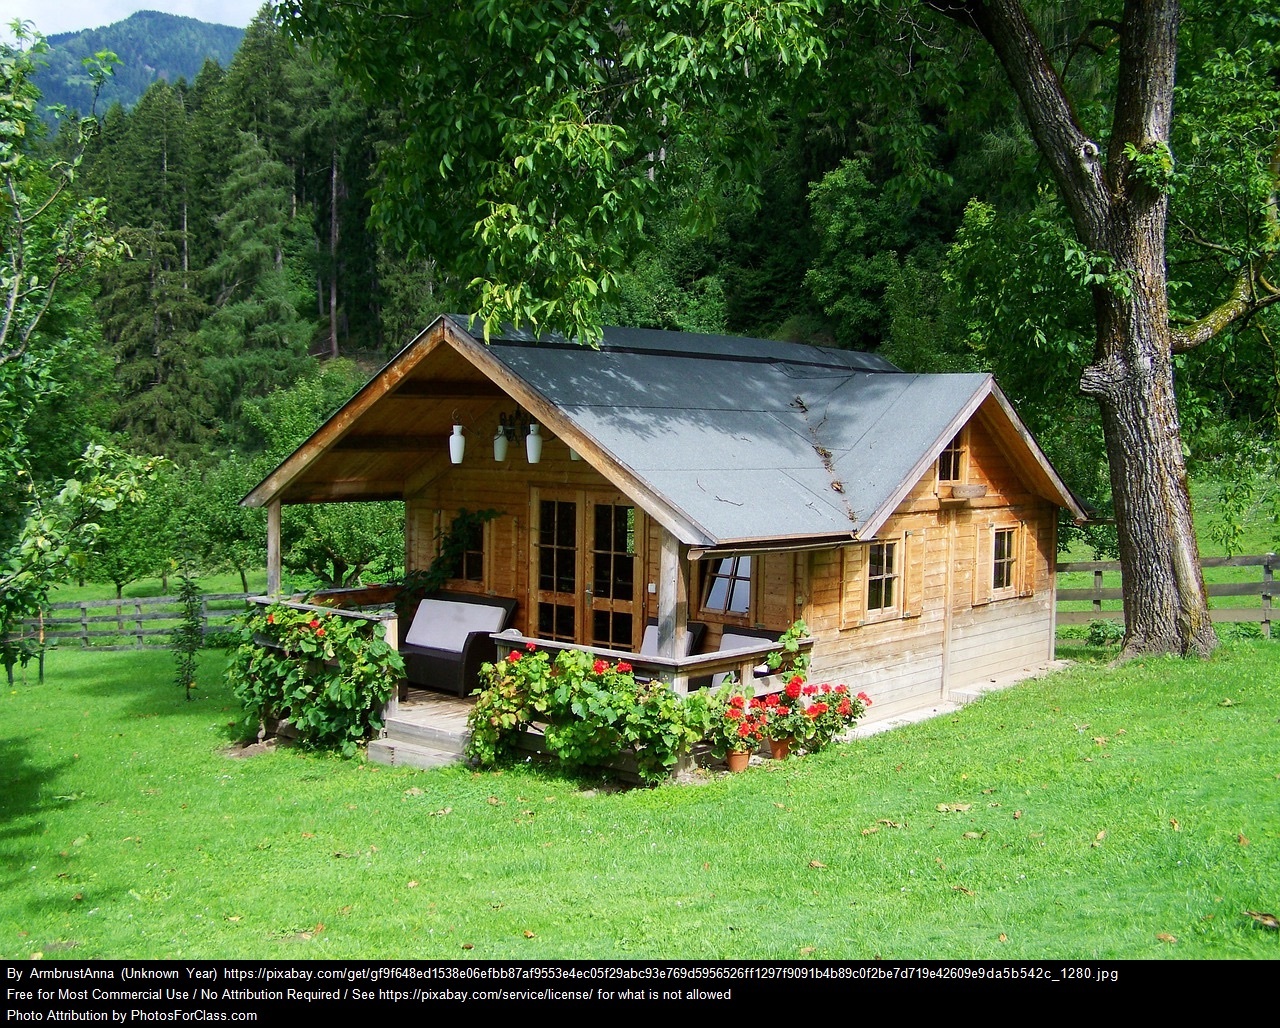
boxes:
[466,643,702,785]
[226,602,404,757]
[1086,618,1126,647]
[172,564,204,701]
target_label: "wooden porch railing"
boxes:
[491,628,814,696]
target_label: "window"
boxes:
[448,519,485,583]
[867,541,898,612]
[700,556,752,616]
[993,527,1016,592]
[938,431,964,483]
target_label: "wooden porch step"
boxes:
[381,713,470,754]
[367,737,464,770]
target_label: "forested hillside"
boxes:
[35,11,243,117]
[3,3,1277,664]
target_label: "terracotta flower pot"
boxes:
[769,737,793,760]
[725,749,751,773]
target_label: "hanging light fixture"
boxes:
[493,425,509,462]
[526,423,543,464]
[449,424,466,464]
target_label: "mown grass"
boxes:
[2,641,1277,961]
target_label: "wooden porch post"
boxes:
[657,527,690,691]
[267,500,282,597]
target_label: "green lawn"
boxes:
[2,641,1277,960]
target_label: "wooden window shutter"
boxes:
[1019,521,1035,598]
[902,529,925,618]
[973,522,994,606]
[841,545,865,628]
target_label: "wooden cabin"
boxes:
[243,315,1085,721]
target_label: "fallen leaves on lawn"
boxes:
[936,803,971,813]
[1169,819,1180,831]
[962,831,985,840]
[523,929,536,938]
[951,885,974,896]
[808,860,827,869]
[1239,834,1250,846]
[429,807,452,817]
[1156,932,1177,944]
[1244,911,1279,930]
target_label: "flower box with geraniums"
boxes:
[466,643,702,785]
[227,603,404,756]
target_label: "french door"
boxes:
[532,490,640,651]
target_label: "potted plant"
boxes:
[702,680,768,771]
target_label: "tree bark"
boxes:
[952,0,1217,657]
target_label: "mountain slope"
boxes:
[35,10,244,117]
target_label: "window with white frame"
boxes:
[992,526,1017,592]
[867,541,898,613]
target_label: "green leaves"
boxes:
[282,0,826,340]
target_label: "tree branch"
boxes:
[1171,264,1280,352]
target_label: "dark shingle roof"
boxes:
[456,318,993,546]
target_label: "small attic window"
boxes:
[938,431,964,483]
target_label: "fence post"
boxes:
[1093,568,1104,615]
[80,603,89,648]
[135,602,145,648]
[1264,553,1274,640]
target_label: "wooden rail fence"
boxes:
[1056,553,1274,637]
[14,592,254,652]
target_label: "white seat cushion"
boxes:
[404,599,508,652]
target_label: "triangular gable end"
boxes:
[853,377,1086,541]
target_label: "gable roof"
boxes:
[244,315,1086,549]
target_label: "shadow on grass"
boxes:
[0,735,72,883]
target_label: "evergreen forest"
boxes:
[3,3,1278,660]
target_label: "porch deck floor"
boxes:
[392,688,475,733]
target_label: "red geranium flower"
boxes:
[265,613,275,625]
[592,659,609,674]
[785,679,802,699]
[308,619,320,629]
[802,684,818,696]
[525,641,538,651]
[838,698,852,716]
[615,661,633,674]
[737,723,753,739]
[729,694,746,709]
[857,691,873,706]
[315,628,325,637]
[507,651,522,663]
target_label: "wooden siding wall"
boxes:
[802,414,1058,718]
[407,430,647,641]
[402,406,1060,703]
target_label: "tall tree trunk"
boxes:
[952,0,1217,658]
[329,149,340,358]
